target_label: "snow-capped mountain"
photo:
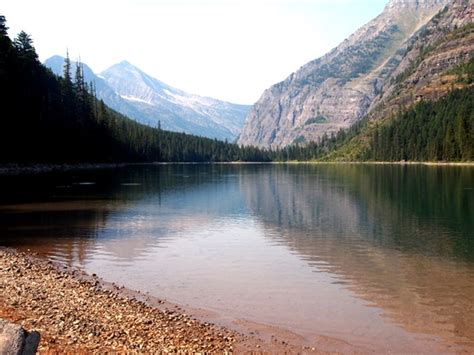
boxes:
[44,56,250,141]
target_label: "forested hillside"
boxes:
[270,85,473,162]
[0,14,471,164]
[0,17,270,163]
[272,18,474,163]
[326,87,473,162]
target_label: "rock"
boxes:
[237,0,451,148]
[0,248,306,353]
[0,319,25,354]
[22,331,40,355]
[0,319,40,355]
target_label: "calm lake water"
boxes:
[1,164,473,352]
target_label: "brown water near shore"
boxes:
[1,164,473,353]
[0,247,353,353]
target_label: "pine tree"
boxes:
[75,60,83,92]
[74,60,87,110]
[0,15,12,77]
[63,50,72,86]
[13,31,38,61]
[0,15,8,36]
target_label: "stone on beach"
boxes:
[0,248,236,352]
[0,319,40,355]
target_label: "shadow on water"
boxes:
[0,165,247,263]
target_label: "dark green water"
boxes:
[1,164,473,352]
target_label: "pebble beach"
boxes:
[0,248,321,353]
[0,248,242,353]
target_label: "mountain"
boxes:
[100,61,249,141]
[1,20,270,163]
[322,0,474,161]
[44,55,145,122]
[44,57,250,141]
[237,0,453,148]
[365,0,473,120]
[262,0,473,162]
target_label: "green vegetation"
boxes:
[292,136,306,145]
[393,23,474,88]
[447,57,474,84]
[278,87,473,162]
[0,17,272,163]
[305,116,328,125]
[447,22,474,42]
[277,21,474,163]
[274,118,369,161]
[0,16,471,165]
[366,88,473,161]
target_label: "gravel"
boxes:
[0,248,240,353]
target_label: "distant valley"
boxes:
[45,56,250,141]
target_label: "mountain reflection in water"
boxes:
[1,164,473,352]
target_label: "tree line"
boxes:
[0,15,471,164]
[367,88,473,161]
[271,87,473,162]
[0,16,272,163]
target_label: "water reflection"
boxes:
[242,164,473,259]
[240,164,474,350]
[0,165,245,262]
[0,164,473,351]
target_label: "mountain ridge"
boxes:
[44,57,250,141]
[265,0,472,162]
[237,0,452,148]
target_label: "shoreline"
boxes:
[0,247,324,353]
[0,160,472,175]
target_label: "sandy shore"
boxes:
[0,248,322,353]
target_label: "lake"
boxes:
[1,164,473,352]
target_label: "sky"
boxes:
[2,0,387,104]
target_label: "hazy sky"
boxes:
[2,0,387,104]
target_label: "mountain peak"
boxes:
[44,55,249,141]
[238,0,456,148]
[44,55,96,82]
[385,0,450,10]
[113,60,140,71]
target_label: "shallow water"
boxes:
[1,164,473,352]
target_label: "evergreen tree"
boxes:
[74,60,84,92]
[13,31,38,61]
[74,60,87,115]
[63,49,72,86]
[0,15,8,36]
[1,15,471,165]
[0,15,12,80]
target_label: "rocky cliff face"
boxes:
[322,0,473,161]
[369,0,473,117]
[238,0,451,148]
